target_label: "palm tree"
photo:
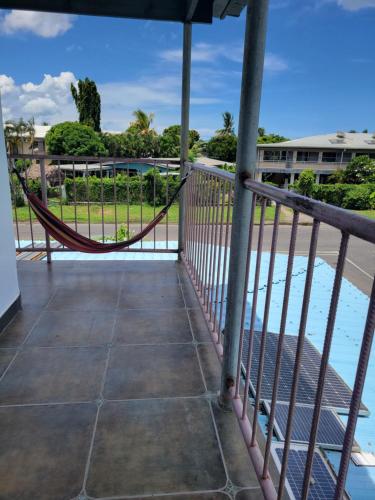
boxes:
[4,117,35,154]
[130,109,155,134]
[217,112,234,135]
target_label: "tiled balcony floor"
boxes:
[0,260,261,500]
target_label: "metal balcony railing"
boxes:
[182,162,375,500]
[8,154,180,258]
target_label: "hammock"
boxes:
[14,168,187,253]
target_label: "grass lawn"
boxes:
[13,202,281,225]
[353,210,375,220]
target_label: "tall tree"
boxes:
[217,112,235,135]
[71,78,101,132]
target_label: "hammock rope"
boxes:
[14,168,188,253]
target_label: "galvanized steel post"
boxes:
[178,22,192,258]
[220,0,270,406]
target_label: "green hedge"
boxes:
[312,183,375,210]
[64,171,180,206]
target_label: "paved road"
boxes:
[15,222,374,295]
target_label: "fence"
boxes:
[8,154,180,259]
[182,162,375,499]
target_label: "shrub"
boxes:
[312,183,375,209]
[293,169,315,197]
[46,122,107,156]
[206,134,237,162]
[341,156,375,184]
[64,172,180,206]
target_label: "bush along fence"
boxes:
[312,183,375,210]
[64,170,181,205]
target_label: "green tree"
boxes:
[71,78,101,132]
[341,155,375,184]
[206,134,237,162]
[257,132,289,144]
[217,112,235,135]
[45,122,107,156]
[293,169,315,197]
[158,125,200,157]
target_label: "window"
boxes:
[322,152,338,163]
[296,151,319,162]
[263,150,292,161]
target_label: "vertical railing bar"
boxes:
[301,231,349,499]
[186,170,194,262]
[127,164,130,242]
[194,170,204,282]
[207,177,218,313]
[113,161,118,242]
[184,169,191,260]
[153,160,156,250]
[199,173,209,297]
[140,167,143,249]
[72,161,78,233]
[277,219,320,500]
[234,191,257,396]
[251,202,281,445]
[203,175,215,308]
[10,159,21,248]
[58,160,63,222]
[209,176,221,324]
[23,159,35,248]
[334,278,375,500]
[213,180,226,333]
[218,181,233,340]
[263,210,299,477]
[241,197,266,416]
[99,160,104,243]
[39,155,51,261]
[85,162,91,240]
[166,162,169,249]
[199,174,211,296]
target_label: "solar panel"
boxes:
[272,444,339,500]
[264,402,359,451]
[242,330,368,415]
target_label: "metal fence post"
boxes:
[220,0,270,407]
[39,144,52,263]
[178,21,192,258]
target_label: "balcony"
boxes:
[2,156,375,499]
[0,258,263,499]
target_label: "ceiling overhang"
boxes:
[0,0,247,23]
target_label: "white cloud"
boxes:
[337,0,375,9]
[0,71,77,122]
[0,70,221,130]
[0,10,75,37]
[160,43,288,73]
[23,97,58,114]
[0,75,15,95]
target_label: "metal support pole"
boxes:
[220,0,270,407]
[178,21,192,258]
[39,143,52,263]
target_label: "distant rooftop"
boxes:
[262,132,375,150]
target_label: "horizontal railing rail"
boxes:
[182,162,375,500]
[9,154,180,259]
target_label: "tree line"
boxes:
[4,77,288,162]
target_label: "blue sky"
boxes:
[0,0,374,139]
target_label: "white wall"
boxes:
[0,94,19,317]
